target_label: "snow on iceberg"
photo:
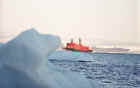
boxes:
[0,28,95,88]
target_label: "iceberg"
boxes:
[0,28,95,88]
[0,43,3,47]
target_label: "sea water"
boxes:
[49,52,140,88]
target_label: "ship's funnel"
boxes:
[70,38,74,43]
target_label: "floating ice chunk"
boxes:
[0,29,60,71]
[0,28,95,88]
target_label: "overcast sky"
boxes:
[0,0,140,44]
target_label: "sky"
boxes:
[137,0,140,43]
[0,0,140,44]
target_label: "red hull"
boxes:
[63,48,93,52]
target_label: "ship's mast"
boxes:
[79,38,82,45]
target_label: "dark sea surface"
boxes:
[49,52,140,88]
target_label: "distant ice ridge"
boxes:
[0,28,96,88]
